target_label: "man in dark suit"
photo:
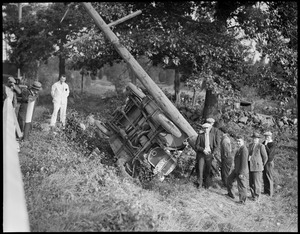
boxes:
[17,81,42,135]
[262,131,276,197]
[206,117,222,176]
[248,132,268,201]
[226,135,249,204]
[194,123,219,189]
[206,117,222,149]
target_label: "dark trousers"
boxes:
[17,112,26,133]
[227,171,248,202]
[263,161,274,197]
[18,104,27,133]
[249,171,262,199]
[221,157,233,186]
[195,154,213,188]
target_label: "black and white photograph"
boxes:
[3,2,297,232]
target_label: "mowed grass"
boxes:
[19,90,298,232]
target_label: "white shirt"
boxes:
[51,81,69,104]
[204,128,211,153]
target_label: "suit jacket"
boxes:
[18,88,38,115]
[220,134,232,160]
[195,129,219,158]
[210,127,221,151]
[248,143,268,172]
[51,81,69,104]
[262,141,276,162]
[234,144,249,175]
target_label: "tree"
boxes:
[64,2,251,119]
[3,3,53,80]
[3,3,93,80]
[4,2,296,111]
[234,2,298,101]
[121,2,250,118]
[35,3,93,77]
[59,1,297,113]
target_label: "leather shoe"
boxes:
[193,181,201,189]
[236,201,245,205]
[225,193,235,199]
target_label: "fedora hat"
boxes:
[263,131,272,136]
[8,76,16,84]
[251,132,261,138]
[31,81,42,91]
[202,123,211,129]
[206,118,215,124]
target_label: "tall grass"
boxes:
[19,93,298,232]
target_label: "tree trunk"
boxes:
[85,71,92,89]
[81,72,84,94]
[203,89,219,120]
[59,53,66,78]
[166,69,175,85]
[174,69,181,106]
[36,60,40,81]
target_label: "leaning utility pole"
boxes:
[81,3,198,145]
[64,10,142,48]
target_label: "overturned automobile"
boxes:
[95,82,189,181]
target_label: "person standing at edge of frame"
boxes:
[262,131,276,197]
[226,134,249,205]
[3,77,22,109]
[50,74,70,129]
[248,132,268,202]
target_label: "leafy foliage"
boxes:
[233,2,298,100]
[3,2,297,102]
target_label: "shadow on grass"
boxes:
[278,145,298,152]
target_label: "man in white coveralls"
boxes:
[50,74,70,128]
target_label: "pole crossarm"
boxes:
[63,10,142,48]
[81,2,198,146]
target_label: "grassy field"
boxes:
[19,85,298,232]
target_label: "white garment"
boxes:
[50,81,69,126]
[204,130,211,153]
[5,86,14,101]
[51,81,69,104]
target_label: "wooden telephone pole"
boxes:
[81,3,198,146]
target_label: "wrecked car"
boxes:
[95,82,189,181]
